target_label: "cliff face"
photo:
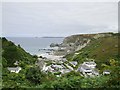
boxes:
[61,33,112,52]
[54,32,116,56]
[63,34,94,44]
[63,35,91,52]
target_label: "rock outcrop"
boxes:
[53,32,114,56]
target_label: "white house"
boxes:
[83,61,96,68]
[78,64,92,73]
[103,70,111,75]
[78,61,99,77]
[7,67,21,73]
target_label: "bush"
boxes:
[25,67,45,85]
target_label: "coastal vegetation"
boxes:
[65,33,119,69]
[1,32,120,89]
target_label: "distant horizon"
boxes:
[2,31,118,38]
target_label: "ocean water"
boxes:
[6,37,64,55]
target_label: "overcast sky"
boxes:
[2,2,118,37]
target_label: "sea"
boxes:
[6,37,64,55]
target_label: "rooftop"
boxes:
[84,61,96,65]
[79,64,92,70]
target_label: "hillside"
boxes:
[65,33,119,69]
[54,32,114,56]
[2,37,36,67]
[38,32,120,88]
[1,37,38,88]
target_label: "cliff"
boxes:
[54,32,114,56]
[65,32,119,69]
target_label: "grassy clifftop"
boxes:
[63,32,113,44]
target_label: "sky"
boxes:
[2,2,118,37]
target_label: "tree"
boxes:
[25,67,45,85]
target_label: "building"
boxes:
[103,70,111,75]
[77,61,99,77]
[7,67,21,73]
[83,61,96,68]
[78,64,92,73]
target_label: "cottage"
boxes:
[78,64,92,73]
[78,61,99,77]
[83,61,96,68]
[7,67,21,73]
[103,70,111,75]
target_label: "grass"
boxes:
[65,35,119,69]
